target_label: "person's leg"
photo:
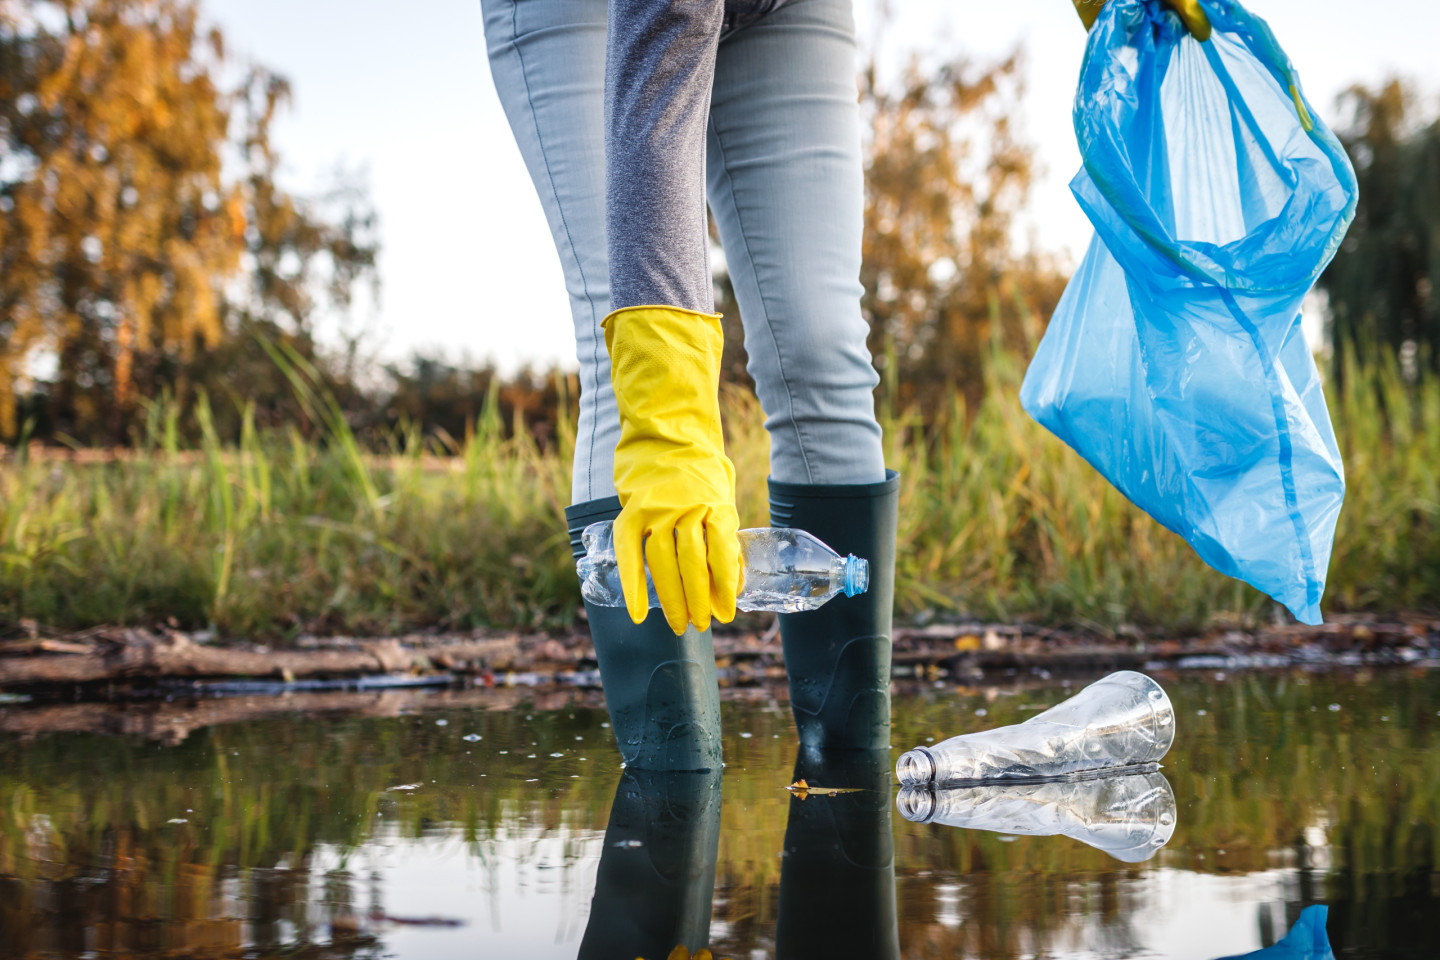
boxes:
[708,0,898,750]
[707,0,884,489]
[566,498,722,771]
[484,0,722,771]
[480,0,615,504]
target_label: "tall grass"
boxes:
[1,343,1436,639]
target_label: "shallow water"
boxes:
[1,668,1436,959]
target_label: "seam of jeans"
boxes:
[508,0,603,502]
[707,114,816,485]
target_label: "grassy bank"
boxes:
[2,346,1436,640]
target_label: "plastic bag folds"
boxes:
[1019,0,1358,624]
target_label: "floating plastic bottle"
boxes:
[895,769,1177,863]
[577,520,868,614]
[895,671,1175,786]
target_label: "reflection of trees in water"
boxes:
[0,672,1437,957]
[0,704,618,959]
[0,843,384,959]
[890,861,1147,960]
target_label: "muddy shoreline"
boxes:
[1,612,1435,705]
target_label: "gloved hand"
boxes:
[604,305,742,635]
[1072,0,1212,40]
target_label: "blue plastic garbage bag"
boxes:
[1214,904,1334,960]
[1020,0,1357,624]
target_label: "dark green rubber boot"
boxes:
[776,748,900,960]
[567,497,723,772]
[769,471,899,750]
[577,768,723,960]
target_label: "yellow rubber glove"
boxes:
[1073,0,1212,41]
[604,305,742,635]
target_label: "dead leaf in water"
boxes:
[662,946,727,960]
[785,778,860,799]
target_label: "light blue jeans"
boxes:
[481,0,886,503]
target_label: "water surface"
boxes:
[1,668,1435,959]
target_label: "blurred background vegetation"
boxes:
[1,0,1437,638]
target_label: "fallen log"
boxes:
[2,614,1434,691]
[0,632,524,688]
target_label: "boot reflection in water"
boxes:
[776,748,901,960]
[1215,905,1334,960]
[578,769,724,960]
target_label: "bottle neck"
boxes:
[895,747,936,785]
[842,554,870,597]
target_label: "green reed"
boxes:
[1,342,1436,639]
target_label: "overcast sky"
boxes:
[202,0,1440,372]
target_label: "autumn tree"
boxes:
[859,50,1066,414]
[714,47,1066,417]
[0,0,377,442]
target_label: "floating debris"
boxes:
[174,673,454,696]
[380,914,467,928]
[387,784,421,792]
[785,779,862,800]
[897,672,1175,785]
[463,734,481,742]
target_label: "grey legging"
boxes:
[481,0,886,501]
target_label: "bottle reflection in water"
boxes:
[896,770,1178,863]
[577,520,868,614]
[895,671,1176,785]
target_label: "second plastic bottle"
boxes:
[895,671,1176,786]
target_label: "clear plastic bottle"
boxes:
[895,671,1176,786]
[576,520,868,614]
[894,769,1177,863]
